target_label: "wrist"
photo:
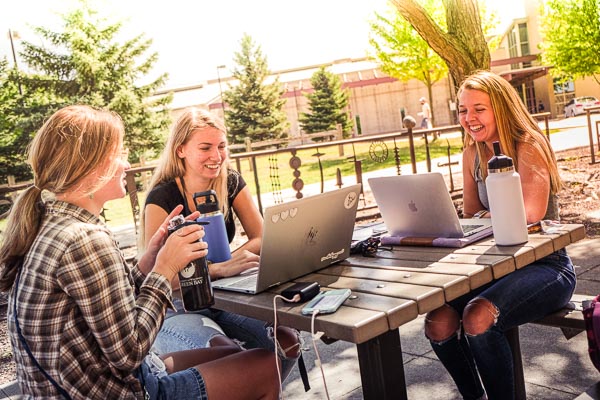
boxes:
[207,260,220,279]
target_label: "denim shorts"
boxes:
[135,354,208,400]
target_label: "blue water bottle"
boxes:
[193,190,232,263]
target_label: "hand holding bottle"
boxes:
[153,221,207,283]
[139,205,201,276]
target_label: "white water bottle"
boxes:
[485,141,528,246]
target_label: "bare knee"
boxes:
[246,349,281,399]
[462,297,499,336]
[200,349,280,400]
[209,335,240,349]
[425,304,460,342]
[275,326,301,358]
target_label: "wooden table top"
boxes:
[213,224,585,345]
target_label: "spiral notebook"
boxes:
[368,173,493,247]
[212,184,361,294]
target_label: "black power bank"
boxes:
[281,282,320,303]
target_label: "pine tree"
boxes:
[223,34,288,145]
[16,0,172,162]
[0,58,56,182]
[0,59,25,181]
[299,66,353,141]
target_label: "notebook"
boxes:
[367,173,493,247]
[212,184,362,294]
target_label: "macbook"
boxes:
[368,173,492,239]
[212,184,362,294]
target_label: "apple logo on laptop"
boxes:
[408,200,418,212]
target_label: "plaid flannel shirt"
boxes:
[8,201,172,399]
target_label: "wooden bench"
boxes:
[508,294,597,400]
[532,293,591,336]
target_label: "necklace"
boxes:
[179,177,195,215]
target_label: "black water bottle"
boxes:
[167,215,214,311]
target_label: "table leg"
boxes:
[356,329,407,400]
[506,326,527,400]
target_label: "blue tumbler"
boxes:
[193,190,232,263]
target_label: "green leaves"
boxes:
[0,0,171,179]
[540,0,600,83]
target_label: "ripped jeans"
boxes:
[427,249,576,400]
[152,298,300,382]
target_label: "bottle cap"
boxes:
[193,190,220,214]
[487,141,514,173]
[168,215,185,230]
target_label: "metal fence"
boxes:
[122,124,464,232]
[0,112,557,232]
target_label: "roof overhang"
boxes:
[499,66,552,86]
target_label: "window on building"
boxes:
[518,23,531,67]
[508,29,518,69]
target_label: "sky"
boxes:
[0,0,521,89]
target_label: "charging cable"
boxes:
[273,294,301,399]
[311,309,331,400]
[273,293,330,399]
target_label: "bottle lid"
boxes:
[487,141,514,172]
[193,190,220,214]
[168,215,185,230]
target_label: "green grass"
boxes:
[102,192,147,229]
[235,135,464,196]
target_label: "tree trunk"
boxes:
[392,0,490,92]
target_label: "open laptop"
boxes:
[367,173,492,240]
[212,184,362,294]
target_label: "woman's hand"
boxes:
[210,250,260,280]
[138,205,200,276]
[153,222,207,282]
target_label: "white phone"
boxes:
[301,289,351,315]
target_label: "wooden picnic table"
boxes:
[213,223,586,400]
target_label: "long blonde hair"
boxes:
[459,70,562,193]
[0,105,124,291]
[139,108,230,246]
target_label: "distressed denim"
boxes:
[428,249,576,400]
[153,298,299,381]
[136,357,208,400]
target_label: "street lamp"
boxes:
[8,29,22,96]
[216,65,227,130]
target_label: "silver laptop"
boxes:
[368,173,492,238]
[212,184,362,294]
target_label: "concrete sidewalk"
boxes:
[281,237,600,399]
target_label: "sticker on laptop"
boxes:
[344,191,358,209]
[271,207,298,223]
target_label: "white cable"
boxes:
[311,309,331,400]
[273,295,285,398]
[272,293,300,399]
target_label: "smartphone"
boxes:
[301,289,351,315]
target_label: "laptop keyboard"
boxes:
[219,273,258,289]
[461,224,483,236]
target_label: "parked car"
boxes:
[564,96,600,117]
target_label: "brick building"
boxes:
[156,1,599,138]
